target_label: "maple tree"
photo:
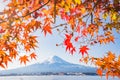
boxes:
[0,0,120,79]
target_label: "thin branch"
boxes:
[82,13,90,19]
[22,0,51,18]
[0,0,51,25]
[52,23,67,29]
[93,0,100,10]
[91,12,93,24]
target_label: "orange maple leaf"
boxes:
[97,68,103,77]
[30,52,37,60]
[25,45,31,52]
[9,49,18,59]
[109,36,114,43]
[19,55,29,65]
[79,46,89,56]
[43,23,52,36]
[0,63,5,68]
[3,56,12,67]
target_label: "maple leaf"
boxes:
[97,68,103,77]
[64,34,76,54]
[74,0,81,4]
[103,13,108,20]
[83,56,89,64]
[74,36,79,42]
[9,49,18,59]
[79,46,89,56]
[0,29,5,33]
[23,32,29,39]
[80,6,86,14]
[25,45,31,52]
[61,14,70,21]
[76,25,81,33]
[109,36,115,43]
[33,12,39,18]
[43,23,52,36]
[64,34,73,51]
[95,58,103,66]
[107,51,115,61]
[111,12,117,21]
[81,28,87,37]
[106,71,109,80]
[65,34,72,39]
[70,47,76,55]
[0,63,5,68]
[29,36,38,43]
[3,56,12,67]
[0,50,6,56]
[30,52,37,60]
[66,42,73,51]
[19,55,29,65]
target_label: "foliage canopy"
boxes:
[0,0,120,79]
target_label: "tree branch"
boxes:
[91,12,93,24]
[22,0,51,18]
[52,23,67,29]
[54,0,57,23]
[0,0,51,25]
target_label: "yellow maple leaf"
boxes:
[102,13,108,19]
[74,0,81,4]
[81,6,86,14]
[111,12,117,21]
[65,5,70,12]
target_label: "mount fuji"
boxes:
[0,56,96,75]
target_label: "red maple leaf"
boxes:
[64,34,76,54]
[0,29,5,33]
[70,47,76,55]
[74,36,79,42]
[64,34,72,46]
[66,42,73,51]
[79,46,89,56]
[64,34,73,51]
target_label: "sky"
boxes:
[0,1,120,70]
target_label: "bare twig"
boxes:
[52,23,67,29]
[91,12,93,24]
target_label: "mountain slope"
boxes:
[0,56,96,75]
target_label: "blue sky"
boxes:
[6,21,120,70]
[0,1,120,70]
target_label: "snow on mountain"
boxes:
[0,56,96,75]
[41,56,71,64]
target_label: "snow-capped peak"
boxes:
[41,56,68,64]
[0,56,97,75]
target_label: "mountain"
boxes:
[0,56,96,75]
